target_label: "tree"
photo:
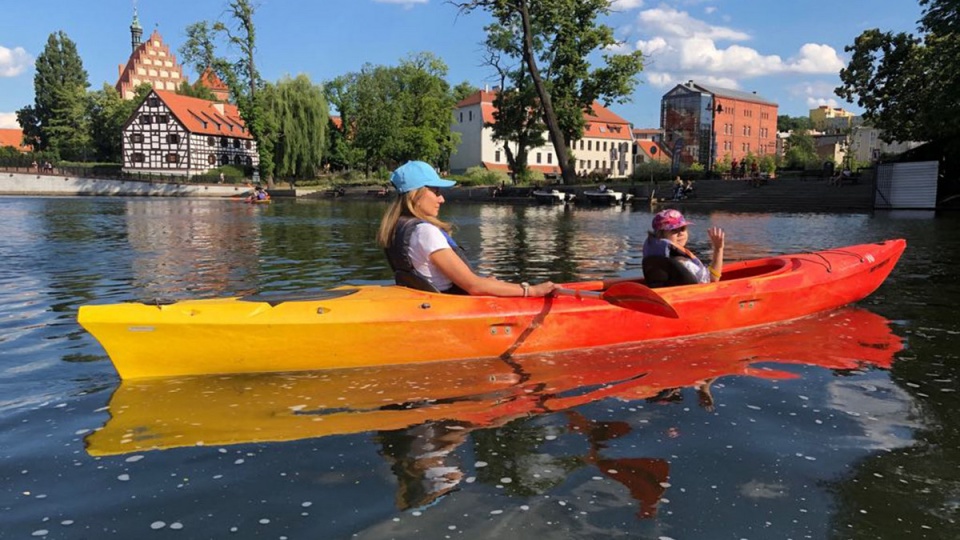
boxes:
[454,0,644,184]
[17,31,90,160]
[260,74,328,180]
[327,54,460,173]
[176,80,218,101]
[777,115,813,133]
[181,1,270,182]
[784,129,819,169]
[87,83,153,163]
[836,0,959,144]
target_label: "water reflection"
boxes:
[87,307,902,514]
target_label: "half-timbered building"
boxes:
[121,89,258,177]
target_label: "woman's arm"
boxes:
[430,248,555,297]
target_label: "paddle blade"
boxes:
[601,282,679,318]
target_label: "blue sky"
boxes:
[0,0,924,130]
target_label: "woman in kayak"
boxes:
[643,209,724,284]
[378,161,556,297]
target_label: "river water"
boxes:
[1,196,958,539]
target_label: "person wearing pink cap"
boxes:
[642,209,725,284]
[378,161,556,297]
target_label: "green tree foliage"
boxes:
[455,0,644,184]
[777,115,813,133]
[836,0,959,144]
[259,74,328,180]
[176,80,218,101]
[452,81,479,103]
[17,31,90,160]
[181,1,270,181]
[86,84,153,163]
[784,129,819,169]
[325,53,460,173]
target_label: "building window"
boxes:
[245,140,252,150]
[140,114,152,124]
[166,134,180,144]
[208,136,215,146]
[495,150,500,162]
[221,155,229,166]
[536,153,542,164]
[147,97,160,108]
[587,140,592,151]
[208,154,216,165]
[459,112,463,123]
[603,141,607,151]
[547,154,552,164]
[131,152,145,163]
[246,156,253,166]
[234,155,242,165]
[130,133,144,144]
[165,153,179,163]
[468,111,473,122]
[156,114,169,124]
[233,139,241,149]
[220,137,228,148]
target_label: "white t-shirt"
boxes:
[409,222,455,291]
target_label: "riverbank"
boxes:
[1,169,876,212]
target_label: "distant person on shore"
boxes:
[378,160,556,297]
[642,209,724,285]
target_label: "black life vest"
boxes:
[384,217,470,294]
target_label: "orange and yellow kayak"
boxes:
[77,239,905,379]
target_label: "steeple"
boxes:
[130,7,143,53]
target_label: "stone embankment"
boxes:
[0,170,251,197]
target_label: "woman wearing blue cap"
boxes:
[378,161,556,297]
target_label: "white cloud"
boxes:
[630,6,846,92]
[0,45,33,77]
[794,81,844,111]
[786,43,846,74]
[0,112,19,128]
[610,0,644,10]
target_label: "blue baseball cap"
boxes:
[390,161,457,193]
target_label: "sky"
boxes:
[0,0,925,131]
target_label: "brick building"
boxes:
[661,81,778,170]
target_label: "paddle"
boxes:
[554,282,679,318]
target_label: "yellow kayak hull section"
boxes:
[77,239,906,379]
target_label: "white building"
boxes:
[450,90,635,179]
[122,89,259,177]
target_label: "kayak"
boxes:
[84,306,902,456]
[77,239,905,379]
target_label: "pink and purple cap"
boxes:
[652,209,692,232]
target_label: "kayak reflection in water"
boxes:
[377,161,556,297]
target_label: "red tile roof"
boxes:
[457,90,632,139]
[0,128,30,151]
[153,90,253,139]
[635,140,668,159]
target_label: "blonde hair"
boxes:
[377,187,453,248]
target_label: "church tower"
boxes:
[130,9,143,53]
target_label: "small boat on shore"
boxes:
[78,240,905,380]
[532,189,576,204]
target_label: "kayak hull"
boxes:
[77,239,906,379]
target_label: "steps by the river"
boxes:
[636,174,875,212]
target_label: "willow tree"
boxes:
[454,0,644,184]
[260,74,328,181]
